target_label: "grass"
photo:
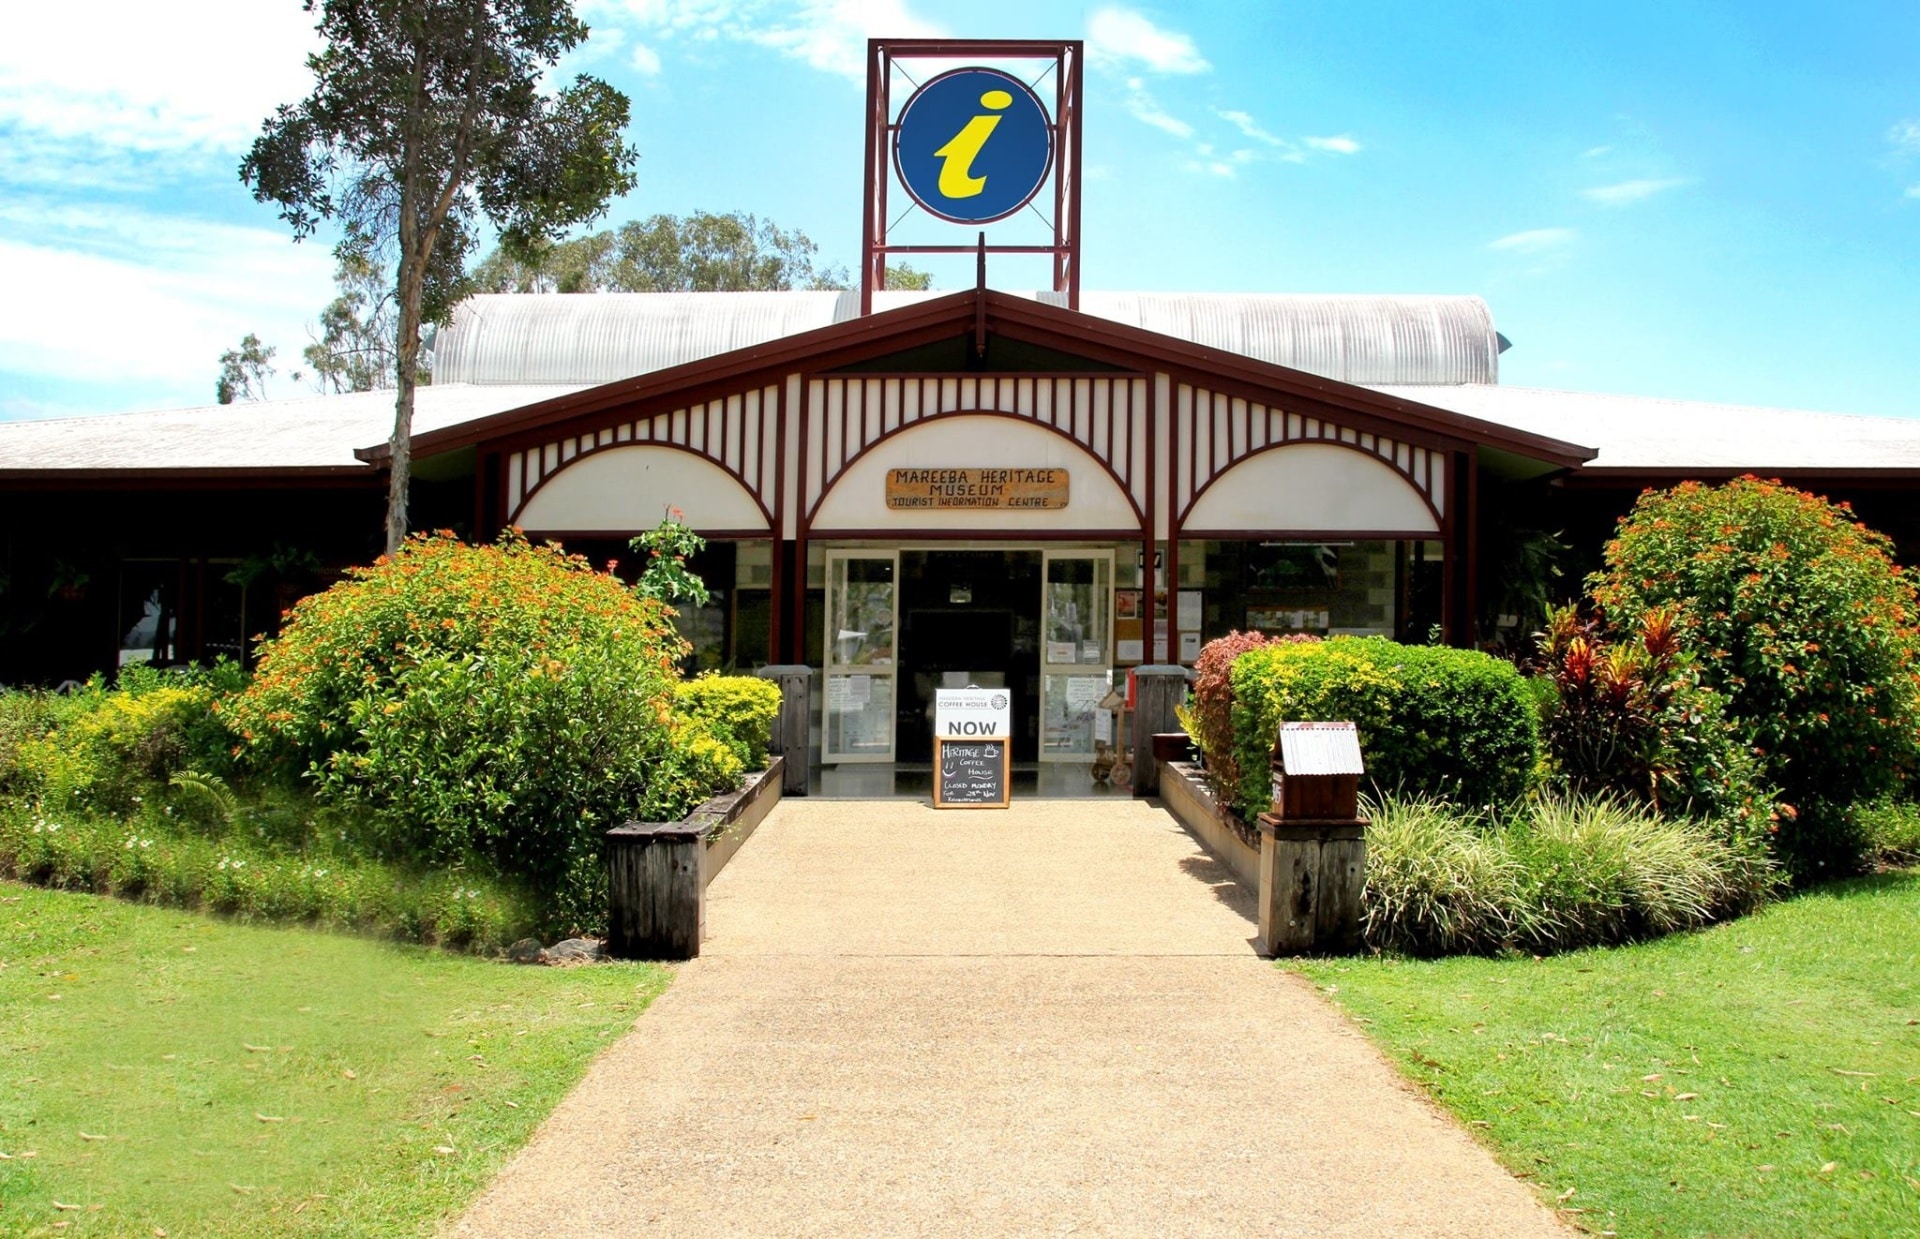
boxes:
[0,881,670,1237]
[1294,870,1920,1237]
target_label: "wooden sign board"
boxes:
[934,737,1011,808]
[886,467,1069,511]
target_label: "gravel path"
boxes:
[452,798,1564,1237]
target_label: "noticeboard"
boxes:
[933,737,1011,809]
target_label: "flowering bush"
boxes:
[1590,478,1920,874]
[674,674,782,770]
[225,532,694,932]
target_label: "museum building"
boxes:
[8,282,1920,780]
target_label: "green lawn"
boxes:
[0,882,669,1237]
[1295,871,1920,1238]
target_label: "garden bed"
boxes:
[1158,759,1260,891]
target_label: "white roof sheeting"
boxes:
[434,291,1502,387]
[1374,385,1920,472]
[0,384,586,473]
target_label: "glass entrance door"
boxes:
[823,551,899,763]
[1039,550,1113,761]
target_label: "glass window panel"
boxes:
[1043,556,1110,665]
[1041,672,1108,757]
[829,556,895,666]
[825,672,894,755]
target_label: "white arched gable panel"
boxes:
[1185,442,1439,534]
[515,446,769,532]
[812,414,1139,532]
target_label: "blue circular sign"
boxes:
[894,68,1053,225]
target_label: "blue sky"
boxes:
[2,1,1917,421]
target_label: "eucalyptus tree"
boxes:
[242,0,638,553]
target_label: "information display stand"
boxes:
[933,737,1011,808]
[932,687,1013,810]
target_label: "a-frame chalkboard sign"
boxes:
[932,687,1013,809]
[933,737,1011,808]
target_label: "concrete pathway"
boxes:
[453,799,1564,1238]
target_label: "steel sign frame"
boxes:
[860,38,1084,315]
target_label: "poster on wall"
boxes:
[1115,589,1142,620]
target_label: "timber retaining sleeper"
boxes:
[604,756,784,960]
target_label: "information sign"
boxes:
[893,68,1054,224]
[934,687,1012,739]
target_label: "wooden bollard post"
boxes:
[1130,664,1192,796]
[757,664,813,796]
[1256,722,1369,956]
[604,820,704,960]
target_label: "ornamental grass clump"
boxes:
[225,531,727,933]
[1590,477,1920,876]
[1359,793,1773,957]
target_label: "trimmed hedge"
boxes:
[1226,636,1539,820]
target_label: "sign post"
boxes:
[932,687,1012,809]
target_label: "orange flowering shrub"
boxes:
[1591,478,1920,875]
[225,532,710,931]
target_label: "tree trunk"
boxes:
[386,258,426,556]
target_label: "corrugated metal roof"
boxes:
[1372,385,1920,472]
[434,291,1500,387]
[0,384,588,473]
[1277,722,1366,775]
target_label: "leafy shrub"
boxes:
[1227,637,1539,821]
[1590,478,1920,853]
[224,532,694,933]
[1360,793,1774,956]
[0,801,532,951]
[1853,799,1920,866]
[674,673,781,769]
[1176,631,1315,801]
[1,666,240,814]
[1537,604,1770,842]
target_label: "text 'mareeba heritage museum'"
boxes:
[5,40,1920,778]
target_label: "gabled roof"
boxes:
[381,288,1593,469]
[436,290,1503,387]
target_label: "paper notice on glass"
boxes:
[1080,640,1102,663]
[846,674,872,706]
[825,675,849,711]
[1066,676,1105,713]
[1153,619,1169,646]
[1094,708,1113,744]
[1116,638,1144,662]
[1046,640,1076,664]
[1177,590,1202,630]
[1179,631,1202,662]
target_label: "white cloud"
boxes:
[1304,134,1361,155]
[630,41,663,75]
[1890,118,1920,154]
[1123,78,1193,138]
[747,0,942,80]
[1214,109,1286,148]
[0,0,319,163]
[1582,144,1612,158]
[586,0,941,81]
[1488,227,1577,254]
[1907,185,1920,199]
[0,208,336,395]
[1088,8,1210,75]
[1582,177,1690,206]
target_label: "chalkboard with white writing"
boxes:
[933,737,1010,808]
